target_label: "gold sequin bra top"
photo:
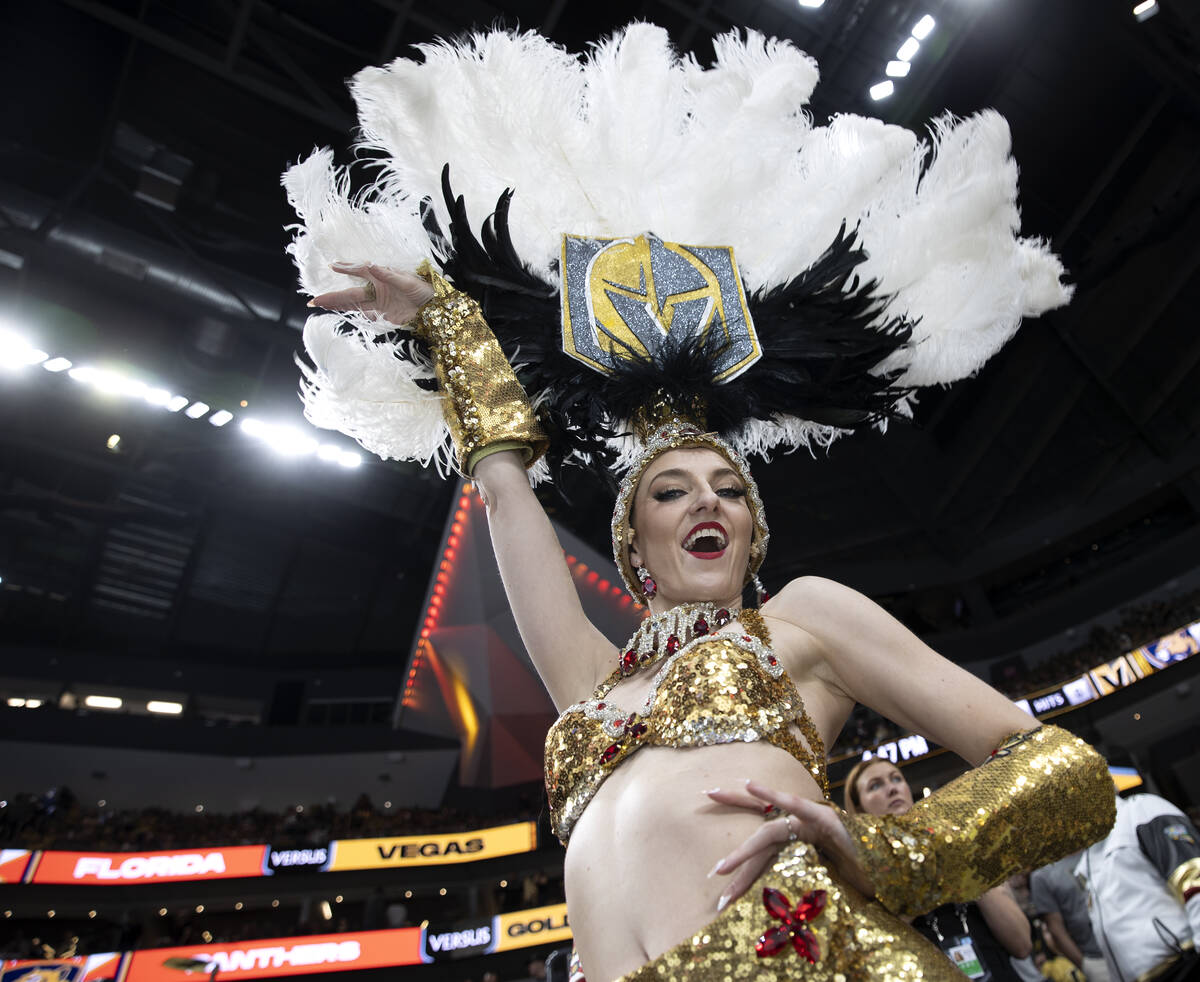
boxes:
[544,613,829,843]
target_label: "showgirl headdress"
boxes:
[284,24,1073,595]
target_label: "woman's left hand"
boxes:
[706,781,874,911]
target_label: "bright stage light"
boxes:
[886,61,911,78]
[0,329,48,370]
[88,370,144,398]
[267,427,318,456]
[84,695,122,710]
[147,700,183,714]
[118,376,148,399]
[798,0,824,7]
[1133,0,1158,19]
[106,434,121,451]
[870,80,895,101]
[911,15,935,40]
[241,417,318,456]
[896,37,920,61]
[28,339,359,473]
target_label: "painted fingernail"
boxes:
[707,860,724,878]
[702,788,721,795]
[717,893,730,912]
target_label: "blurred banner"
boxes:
[327,822,537,871]
[0,850,33,884]
[126,930,421,981]
[30,846,267,885]
[861,616,1200,767]
[1,954,126,982]
[414,902,571,962]
[18,822,538,886]
[102,902,572,978]
[492,903,572,952]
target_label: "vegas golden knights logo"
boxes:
[560,232,760,382]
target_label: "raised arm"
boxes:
[311,262,613,710]
[473,452,617,709]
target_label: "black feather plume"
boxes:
[418,168,914,476]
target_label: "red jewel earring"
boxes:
[635,565,657,599]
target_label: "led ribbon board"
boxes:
[30,846,268,885]
[125,930,421,981]
[0,907,568,979]
[417,903,572,963]
[1,955,126,982]
[854,617,1200,766]
[0,850,32,884]
[492,903,572,952]
[327,822,537,871]
[19,823,538,886]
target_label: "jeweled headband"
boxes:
[610,422,769,601]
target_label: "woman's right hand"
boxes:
[309,262,436,326]
[706,781,875,910]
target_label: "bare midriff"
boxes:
[563,738,827,981]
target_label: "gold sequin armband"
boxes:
[843,725,1115,917]
[1168,857,1200,905]
[413,262,548,474]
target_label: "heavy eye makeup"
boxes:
[651,485,745,502]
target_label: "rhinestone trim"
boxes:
[575,631,785,738]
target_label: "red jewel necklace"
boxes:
[616,601,735,679]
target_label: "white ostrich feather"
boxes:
[284,23,1072,469]
[298,314,452,470]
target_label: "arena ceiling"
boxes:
[2,0,1199,676]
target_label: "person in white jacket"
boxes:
[1075,792,1200,981]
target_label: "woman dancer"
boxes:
[845,757,1033,981]
[308,261,1112,981]
[293,25,1116,980]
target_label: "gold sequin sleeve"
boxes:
[413,261,548,474]
[843,725,1115,917]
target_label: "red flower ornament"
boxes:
[754,887,826,962]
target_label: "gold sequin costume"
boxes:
[545,626,828,844]
[413,262,548,473]
[554,717,1112,979]
[618,840,966,981]
[843,725,1116,917]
